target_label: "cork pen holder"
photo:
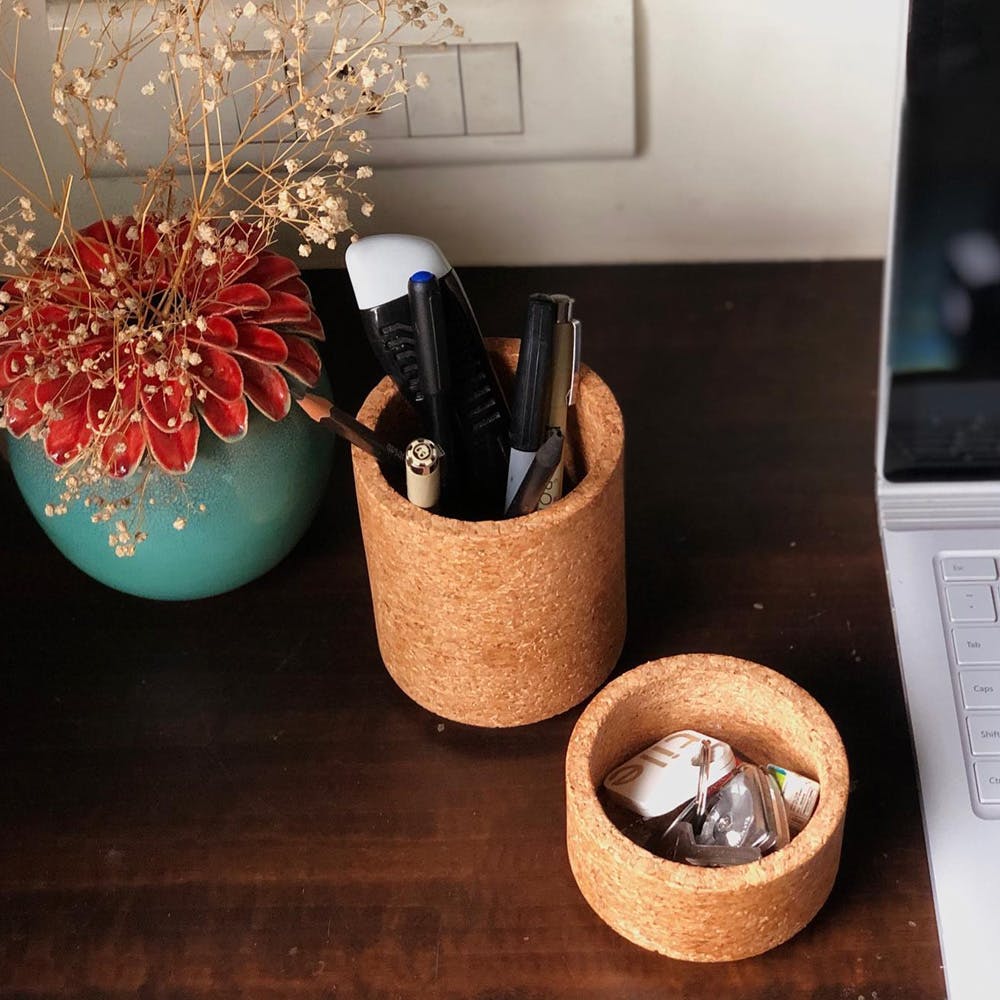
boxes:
[352,338,626,728]
[565,653,849,962]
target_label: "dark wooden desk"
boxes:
[0,262,945,999]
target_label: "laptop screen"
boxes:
[884,0,1000,480]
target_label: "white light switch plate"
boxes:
[43,0,634,176]
[377,0,635,165]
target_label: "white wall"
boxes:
[0,0,908,266]
[358,0,909,265]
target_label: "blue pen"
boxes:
[408,270,456,503]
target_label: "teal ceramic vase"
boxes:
[6,387,334,600]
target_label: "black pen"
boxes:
[505,294,556,510]
[408,270,456,500]
[291,383,405,468]
[504,428,564,518]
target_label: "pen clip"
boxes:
[568,318,582,406]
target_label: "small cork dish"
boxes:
[353,338,626,728]
[565,653,849,962]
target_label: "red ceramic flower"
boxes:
[0,216,324,477]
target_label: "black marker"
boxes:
[506,294,556,510]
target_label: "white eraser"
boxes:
[345,234,450,310]
[603,730,736,819]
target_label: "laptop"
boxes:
[876,2,1000,997]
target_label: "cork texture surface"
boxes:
[565,653,849,961]
[353,339,627,727]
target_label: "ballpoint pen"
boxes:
[408,270,455,504]
[537,294,581,510]
[505,294,556,510]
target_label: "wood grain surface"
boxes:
[0,261,945,999]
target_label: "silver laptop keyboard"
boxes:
[936,553,1000,819]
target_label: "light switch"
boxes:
[402,44,465,137]
[459,43,523,135]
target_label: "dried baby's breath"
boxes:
[0,0,463,551]
[0,0,462,282]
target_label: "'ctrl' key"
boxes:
[975,761,1000,804]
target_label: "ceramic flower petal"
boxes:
[0,347,28,389]
[36,372,86,410]
[44,392,91,464]
[86,383,116,430]
[144,415,199,474]
[140,375,191,434]
[3,379,44,436]
[276,308,324,341]
[100,421,146,478]
[189,345,244,402]
[74,235,111,278]
[189,315,239,350]
[258,289,313,326]
[237,356,291,420]
[118,219,162,259]
[233,323,289,364]
[35,302,73,330]
[203,282,271,315]
[278,335,322,386]
[218,248,260,287]
[270,275,313,304]
[199,393,248,442]
[246,253,301,289]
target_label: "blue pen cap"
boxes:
[409,270,436,284]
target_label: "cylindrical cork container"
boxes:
[566,653,849,961]
[353,338,626,727]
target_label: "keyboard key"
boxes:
[946,585,997,622]
[975,761,1000,803]
[941,556,998,581]
[966,714,1000,754]
[960,671,1000,709]
[953,628,1000,664]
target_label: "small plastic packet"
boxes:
[695,762,790,855]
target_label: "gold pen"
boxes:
[537,295,581,509]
